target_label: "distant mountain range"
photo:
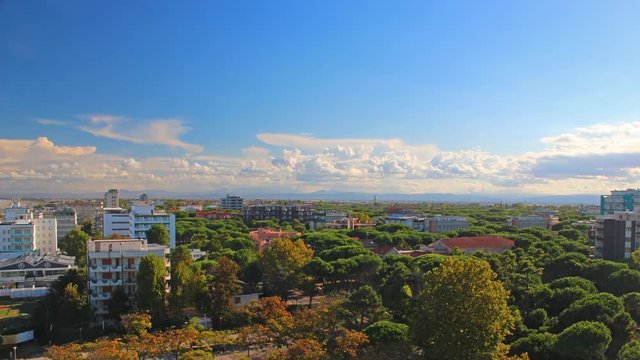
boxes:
[0,189,600,205]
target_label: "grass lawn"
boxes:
[0,298,38,334]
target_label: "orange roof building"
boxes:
[424,236,515,255]
[249,228,301,250]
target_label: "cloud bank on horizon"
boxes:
[1,116,639,196]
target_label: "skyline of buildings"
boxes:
[4,186,640,264]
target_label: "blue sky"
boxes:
[2,1,640,195]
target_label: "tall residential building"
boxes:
[242,204,313,223]
[104,189,120,209]
[129,203,176,248]
[600,189,640,215]
[32,217,58,254]
[45,208,78,241]
[594,212,640,260]
[0,220,36,257]
[101,208,131,238]
[87,239,168,319]
[221,194,244,211]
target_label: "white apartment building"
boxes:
[104,189,120,209]
[130,203,176,248]
[87,239,168,318]
[101,208,131,238]
[0,221,36,257]
[32,217,57,254]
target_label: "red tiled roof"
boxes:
[440,236,514,250]
[371,245,396,255]
[398,250,429,257]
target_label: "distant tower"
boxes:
[373,195,377,206]
[104,189,120,208]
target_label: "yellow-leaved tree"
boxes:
[259,238,313,298]
[410,257,515,360]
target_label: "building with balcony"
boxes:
[594,212,640,260]
[130,203,176,248]
[0,221,36,257]
[221,194,243,211]
[243,204,313,223]
[87,239,168,319]
[0,252,75,287]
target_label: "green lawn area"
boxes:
[0,299,38,334]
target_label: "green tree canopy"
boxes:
[136,254,168,322]
[168,246,197,316]
[146,224,170,246]
[618,340,640,360]
[621,292,640,323]
[606,269,640,295]
[197,256,241,325]
[259,238,313,298]
[344,285,386,330]
[553,321,611,360]
[364,320,409,345]
[558,292,624,330]
[509,332,556,360]
[61,229,90,266]
[107,286,130,320]
[549,276,598,294]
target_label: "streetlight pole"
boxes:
[12,346,17,360]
